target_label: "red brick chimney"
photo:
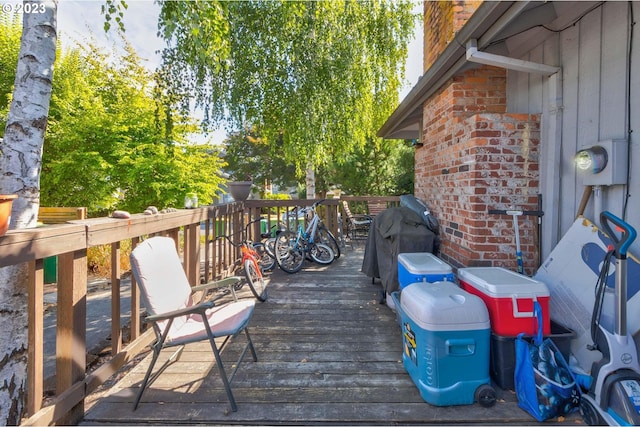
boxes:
[423,1,482,71]
[416,1,541,274]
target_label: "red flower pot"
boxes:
[0,194,18,236]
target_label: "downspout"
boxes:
[466,39,560,76]
[466,39,563,260]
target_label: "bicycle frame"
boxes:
[292,206,320,250]
[241,243,262,277]
[215,217,268,301]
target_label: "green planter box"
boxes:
[44,256,57,284]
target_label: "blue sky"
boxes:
[56,0,423,145]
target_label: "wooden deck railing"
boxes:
[7,196,397,425]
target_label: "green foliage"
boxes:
[101,0,128,33]
[156,0,418,175]
[263,193,291,201]
[0,13,22,134]
[0,17,227,215]
[88,240,132,278]
[331,138,415,196]
[223,127,297,189]
[260,192,292,215]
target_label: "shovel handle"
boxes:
[488,209,544,217]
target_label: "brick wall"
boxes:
[424,1,482,70]
[415,66,541,274]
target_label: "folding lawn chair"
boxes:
[129,236,257,412]
[341,200,373,239]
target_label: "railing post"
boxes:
[184,223,201,285]
[233,209,242,261]
[329,203,339,238]
[111,241,122,355]
[27,259,44,416]
[56,249,87,424]
[130,237,141,340]
[203,218,212,283]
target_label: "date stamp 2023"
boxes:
[2,2,47,14]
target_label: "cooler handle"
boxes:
[445,338,476,356]
[512,295,537,318]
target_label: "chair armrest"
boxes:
[192,276,242,294]
[144,300,215,323]
[192,276,242,303]
[351,214,373,222]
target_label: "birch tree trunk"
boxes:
[0,1,57,424]
[305,163,315,199]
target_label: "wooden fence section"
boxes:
[7,196,395,425]
[341,196,401,217]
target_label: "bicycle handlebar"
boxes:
[215,234,243,247]
[213,216,266,244]
[291,199,326,214]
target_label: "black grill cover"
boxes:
[361,206,436,294]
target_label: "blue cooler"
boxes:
[398,252,454,289]
[398,281,492,406]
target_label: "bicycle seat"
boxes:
[260,232,272,239]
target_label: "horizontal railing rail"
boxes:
[8,196,396,425]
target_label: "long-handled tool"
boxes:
[580,211,640,425]
[488,208,544,274]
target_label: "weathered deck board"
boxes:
[81,246,578,425]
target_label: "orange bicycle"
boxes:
[217,217,269,302]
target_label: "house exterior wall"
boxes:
[418,1,543,273]
[416,1,640,269]
[504,2,640,256]
[415,66,540,273]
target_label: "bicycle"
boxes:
[313,211,341,260]
[314,225,341,259]
[274,201,335,273]
[280,200,341,259]
[216,217,269,301]
[262,222,287,269]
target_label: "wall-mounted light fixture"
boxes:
[410,139,423,148]
[575,145,608,174]
[575,139,627,186]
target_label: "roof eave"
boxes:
[377,1,521,140]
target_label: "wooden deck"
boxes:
[80,243,579,425]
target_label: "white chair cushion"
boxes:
[166,299,256,345]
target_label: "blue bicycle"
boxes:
[274,201,335,273]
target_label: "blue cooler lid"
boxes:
[400,282,490,331]
[397,252,453,275]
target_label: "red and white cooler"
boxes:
[458,267,550,336]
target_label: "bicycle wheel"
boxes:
[252,242,276,272]
[274,231,304,273]
[244,258,267,301]
[309,242,335,264]
[264,237,276,259]
[317,226,341,259]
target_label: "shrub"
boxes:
[87,240,132,278]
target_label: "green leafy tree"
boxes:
[156,0,417,197]
[223,127,297,193]
[0,13,23,134]
[0,4,222,421]
[330,138,414,196]
[2,18,226,216]
[41,38,224,214]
